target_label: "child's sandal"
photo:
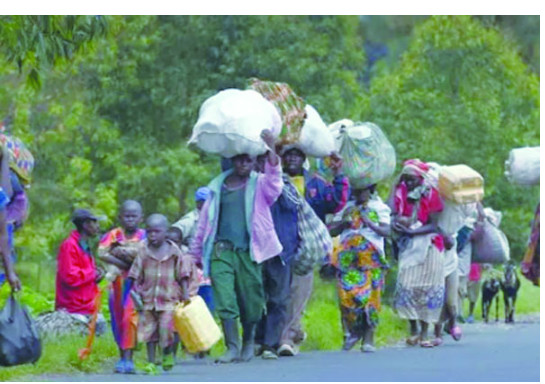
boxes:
[143,363,159,375]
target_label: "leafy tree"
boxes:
[0,15,107,88]
[82,16,367,144]
[367,15,539,258]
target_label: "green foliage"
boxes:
[76,16,366,145]
[0,333,118,381]
[367,15,539,259]
[0,15,107,88]
[0,283,54,316]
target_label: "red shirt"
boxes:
[55,230,98,314]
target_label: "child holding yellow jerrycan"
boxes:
[129,214,203,373]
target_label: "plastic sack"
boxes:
[471,219,510,264]
[293,198,333,276]
[188,89,281,158]
[319,120,396,188]
[247,78,306,145]
[0,133,34,185]
[438,164,484,204]
[173,295,221,354]
[505,146,540,186]
[483,207,502,227]
[0,295,42,366]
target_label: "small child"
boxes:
[128,214,199,373]
[97,200,146,374]
[98,201,146,283]
[166,226,187,252]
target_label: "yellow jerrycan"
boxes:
[174,295,221,354]
[438,164,484,204]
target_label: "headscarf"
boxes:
[399,159,434,187]
[392,159,443,224]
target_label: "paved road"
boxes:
[43,319,540,382]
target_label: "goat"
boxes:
[500,262,521,323]
[481,278,501,323]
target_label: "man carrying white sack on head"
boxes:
[189,130,284,364]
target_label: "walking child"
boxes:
[98,200,146,374]
[129,214,199,373]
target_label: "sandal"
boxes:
[432,337,443,347]
[143,363,159,375]
[406,335,419,346]
[162,353,175,371]
[419,339,435,348]
[450,326,462,341]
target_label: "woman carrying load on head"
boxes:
[328,183,391,353]
[390,159,446,348]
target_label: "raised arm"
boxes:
[258,130,283,206]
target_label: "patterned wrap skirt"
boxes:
[332,234,388,333]
[394,243,445,323]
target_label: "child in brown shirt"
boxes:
[128,214,198,373]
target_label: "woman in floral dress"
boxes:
[328,183,391,352]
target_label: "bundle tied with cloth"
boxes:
[248,78,335,158]
[318,119,396,188]
[0,132,34,186]
[247,78,335,274]
[98,238,142,284]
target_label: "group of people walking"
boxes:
[25,129,523,374]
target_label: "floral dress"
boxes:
[331,198,390,333]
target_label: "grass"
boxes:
[301,270,411,352]
[460,273,540,320]
[0,333,119,381]
[0,263,540,380]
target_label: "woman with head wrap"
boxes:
[390,159,446,348]
[328,183,391,353]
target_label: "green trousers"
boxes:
[211,242,265,323]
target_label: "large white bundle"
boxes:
[297,105,336,158]
[505,146,540,186]
[189,89,282,158]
